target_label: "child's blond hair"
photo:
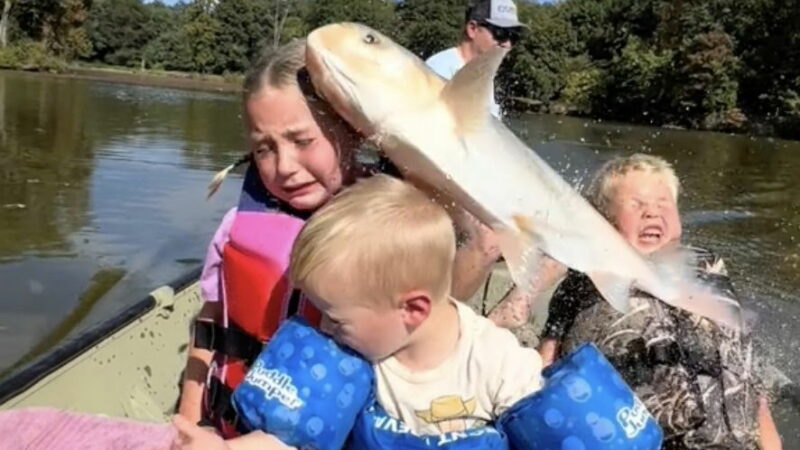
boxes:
[290,175,456,306]
[586,153,680,220]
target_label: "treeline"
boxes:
[1,0,799,138]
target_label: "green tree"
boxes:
[498,3,578,110]
[44,0,92,59]
[11,0,91,59]
[0,0,12,48]
[212,0,268,73]
[599,36,672,121]
[559,58,603,114]
[305,0,397,39]
[181,0,219,73]
[671,29,741,129]
[87,0,154,66]
[395,0,467,59]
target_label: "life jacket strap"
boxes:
[193,320,263,366]
[206,377,250,435]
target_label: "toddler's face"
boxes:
[307,286,409,362]
[608,170,682,254]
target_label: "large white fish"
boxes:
[305,22,744,329]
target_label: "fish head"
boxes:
[306,23,444,137]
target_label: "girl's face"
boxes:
[245,85,358,211]
[608,170,682,255]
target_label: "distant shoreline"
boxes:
[0,65,243,94]
[3,66,797,142]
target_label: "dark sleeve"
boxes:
[541,271,600,340]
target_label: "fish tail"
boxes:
[671,280,748,331]
[587,268,748,330]
[647,245,749,331]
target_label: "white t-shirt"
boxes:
[425,47,502,118]
[374,300,542,436]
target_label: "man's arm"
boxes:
[488,257,566,329]
[450,211,500,300]
[177,301,219,423]
[757,396,782,450]
[400,173,500,301]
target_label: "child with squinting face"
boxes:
[592,157,682,255]
[539,154,781,450]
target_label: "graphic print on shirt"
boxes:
[414,395,478,433]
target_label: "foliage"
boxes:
[3,0,800,137]
[12,0,92,59]
[497,3,577,111]
[87,0,155,66]
[211,0,269,73]
[599,36,672,121]
[306,0,396,37]
[559,58,603,115]
[395,0,466,59]
[0,39,67,71]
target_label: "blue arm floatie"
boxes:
[499,343,663,450]
[232,317,374,450]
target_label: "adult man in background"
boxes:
[426,0,526,118]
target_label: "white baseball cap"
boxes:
[468,0,527,29]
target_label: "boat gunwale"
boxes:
[0,266,202,405]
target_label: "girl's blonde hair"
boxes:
[290,175,456,306]
[243,38,307,96]
[586,153,680,220]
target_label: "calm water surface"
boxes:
[0,71,797,435]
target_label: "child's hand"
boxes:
[171,415,228,450]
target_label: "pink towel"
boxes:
[0,408,177,449]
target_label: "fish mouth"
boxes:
[305,41,354,105]
[306,49,373,134]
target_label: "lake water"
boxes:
[0,70,797,438]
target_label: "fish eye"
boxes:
[363,33,379,45]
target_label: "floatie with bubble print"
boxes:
[232,317,374,450]
[499,343,663,450]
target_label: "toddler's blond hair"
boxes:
[290,175,455,306]
[586,153,680,220]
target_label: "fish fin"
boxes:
[440,47,508,134]
[206,163,235,200]
[670,281,746,331]
[586,271,634,314]
[493,221,544,294]
[647,246,746,331]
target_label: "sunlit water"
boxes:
[0,71,797,438]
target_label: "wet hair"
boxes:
[585,153,681,220]
[290,175,456,306]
